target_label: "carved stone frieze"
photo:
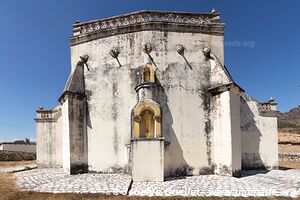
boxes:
[71,11,224,45]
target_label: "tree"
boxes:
[25,138,30,144]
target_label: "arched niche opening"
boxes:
[140,64,155,84]
[132,100,161,138]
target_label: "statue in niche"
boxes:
[140,64,155,84]
[140,109,155,138]
[143,67,151,82]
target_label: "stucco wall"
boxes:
[240,95,278,169]
[69,30,224,174]
[211,91,232,175]
[211,89,241,176]
[132,139,164,181]
[36,108,62,168]
[0,144,36,153]
[230,90,241,174]
[67,95,88,174]
[62,99,70,173]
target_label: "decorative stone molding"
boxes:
[143,43,152,54]
[260,98,277,111]
[71,10,224,45]
[259,98,277,117]
[208,82,244,96]
[58,91,86,104]
[35,106,61,122]
[203,47,211,57]
[110,48,119,58]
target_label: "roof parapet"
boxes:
[70,10,224,45]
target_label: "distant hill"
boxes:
[278,106,300,134]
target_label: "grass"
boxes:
[0,160,36,168]
[0,173,294,200]
[279,161,300,169]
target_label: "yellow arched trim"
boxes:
[132,99,161,138]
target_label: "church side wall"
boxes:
[210,89,241,176]
[70,30,224,175]
[240,95,278,169]
[36,111,63,168]
[55,114,63,167]
[62,100,71,172]
[211,91,232,175]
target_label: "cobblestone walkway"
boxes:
[16,169,132,195]
[15,169,300,197]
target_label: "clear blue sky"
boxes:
[0,0,299,141]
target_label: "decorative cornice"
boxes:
[35,109,61,122]
[208,82,245,96]
[70,10,224,46]
[58,91,86,104]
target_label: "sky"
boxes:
[0,0,299,141]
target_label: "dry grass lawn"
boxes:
[0,160,36,168]
[0,173,293,200]
[279,144,300,153]
[279,161,300,169]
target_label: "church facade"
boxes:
[35,10,278,182]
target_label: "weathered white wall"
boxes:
[211,89,241,176]
[211,91,232,175]
[132,139,164,181]
[70,30,224,174]
[230,90,241,174]
[0,144,36,153]
[61,94,88,174]
[36,108,62,168]
[240,95,278,169]
[62,100,70,173]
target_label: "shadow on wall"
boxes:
[155,79,190,177]
[85,91,92,171]
[84,77,92,172]
[240,96,265,170]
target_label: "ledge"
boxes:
[58,91,86,104]
[131,137,165,141]
[208,82,244,96]
[131,137,170,145]
[34,118,57,123]
[259,110,278,117]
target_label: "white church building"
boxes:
[35,10,278,182]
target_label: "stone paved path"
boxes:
[130,170,300,197]
[16,169,132,195]
[15,169,300,197]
